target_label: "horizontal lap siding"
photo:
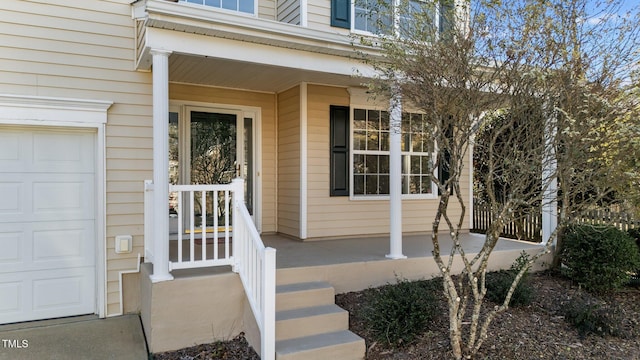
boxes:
[0,0,151,316]
[306,0,349,34]
[306,85,471,239]
[169,83,277,234]
[277,86,301,237]
[258,0,276,20]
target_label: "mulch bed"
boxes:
[337,271,640,360]
[152,272,639,359]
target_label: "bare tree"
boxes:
[355,0,640,358]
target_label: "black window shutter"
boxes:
[331,0,350,29]
[330,106,350,196]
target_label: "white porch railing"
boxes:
[143,178,276,360]
[169,183,235,270]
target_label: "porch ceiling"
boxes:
[169,53,366,93]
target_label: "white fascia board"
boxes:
[146,27,374,77]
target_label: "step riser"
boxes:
[276,312,348,341]
[276,288,334,312]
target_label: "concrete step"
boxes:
[275,304,348,341]
[275,330,365,360]
[276,281,335,312]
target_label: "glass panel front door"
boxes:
[168,107,256,234]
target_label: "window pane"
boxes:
[421,176,432,194]
[379,155,390,173]
[367,131,379,151]
[412,132,423,152]
[354,154,365,174]
[421,155,432,174]
[367,110,380,130]
[354,175,365,194]
[380,111,390,130]
[204,0,220,6]
[221,0,237,10]
[238,0,253,13]
[354,109,367,129]
[402,175,409,194]
[401,155,409,174]
[380,132,389,151]
[366,155,379,173]
[410,175,420,194]
[411,155,421,174]
[353,130,366,150]
[379,175,389,194]
[169,112,179,185]
[401,113,410,133]
[411,113,422,132]
[401,133,410,151]
[366,175,378,194]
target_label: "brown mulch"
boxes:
[336,272,640,360]
[152,272,640,360]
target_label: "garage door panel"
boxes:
[0,131,21,162]
[0,232,21,264]
[0,281,23,316]
[0,182,22,214]
[32,132,94,173]
[0,220,95,274]
[0,174,94,224]
[0,268,94,324]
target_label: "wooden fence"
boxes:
[471,198,639,243]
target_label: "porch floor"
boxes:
[262,232,545,269]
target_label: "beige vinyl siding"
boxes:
[277,86,301,237]
[258,0,276,20]
[306,0,350,34]
[169,83,278,233]
[305,85,471,239]
[0,0,153,316]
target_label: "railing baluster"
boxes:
[201,190,207,261]
[225,190,230,259]
[177,190,183,265]
[214,190,219,261]
[189,190,195,263]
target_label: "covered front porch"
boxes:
[142,232,551,354]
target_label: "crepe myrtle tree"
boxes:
[353,0,640,358]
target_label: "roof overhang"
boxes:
[133,0,379,92]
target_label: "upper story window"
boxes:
[181,0,255,15]
[332,0,452,36]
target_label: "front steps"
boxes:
[274,281,365,360]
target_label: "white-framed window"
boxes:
[351,108,437,198]
[353,0,440,35]
[181,0,255,15]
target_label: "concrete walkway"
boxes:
[0,315,148,360]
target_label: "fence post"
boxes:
[232,178,245,273]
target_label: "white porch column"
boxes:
[387,92,406,259]
[541,115,558,246]
[150,49,174,282]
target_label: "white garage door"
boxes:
[0,127,96,324]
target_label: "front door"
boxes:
[169,106,256,233]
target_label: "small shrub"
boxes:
[485,251,534,307]
[627,228,640,286]
[561,224,640,293]
[362,277,438,348]
[563,294,625,338]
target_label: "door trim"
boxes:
[0,94,112,319]
[171,101,263,232]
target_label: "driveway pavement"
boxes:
[0,315,148,360]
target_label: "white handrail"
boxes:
[232,178,276,360]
